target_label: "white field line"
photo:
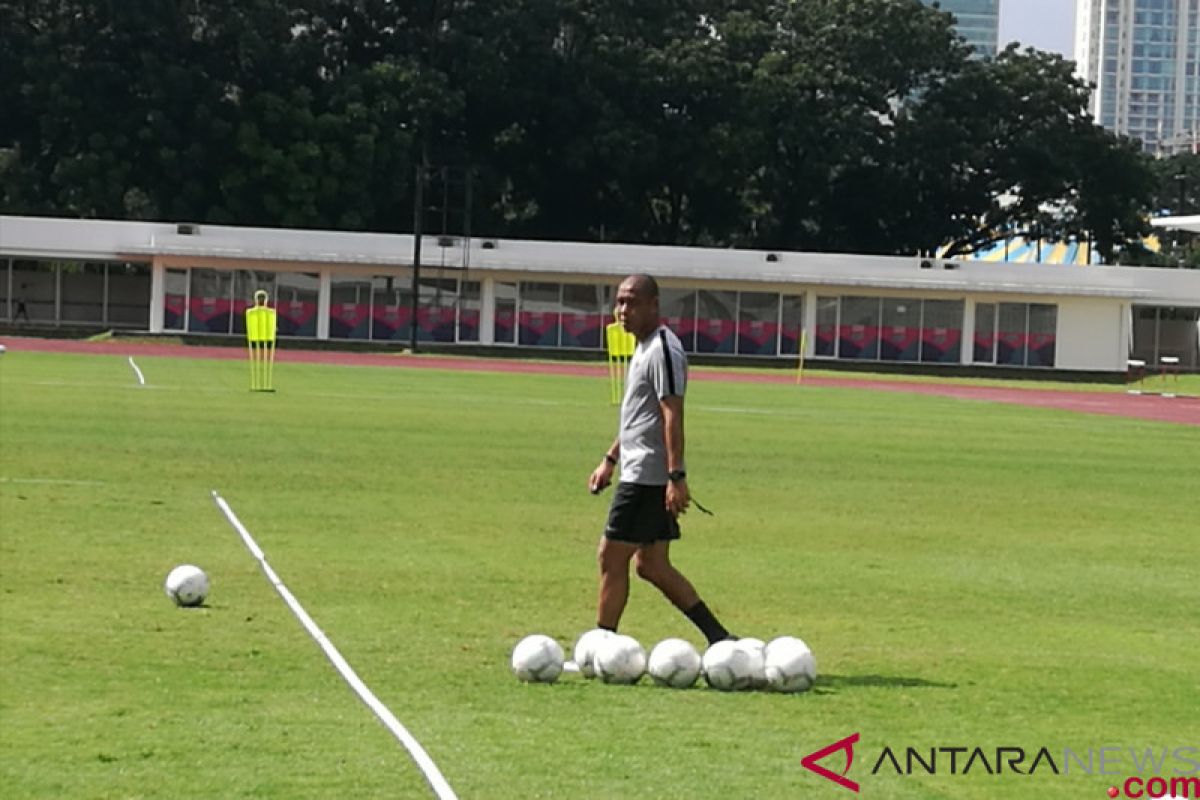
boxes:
[211,491,458,800]
[127,356,146,385]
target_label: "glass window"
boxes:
[839,296,880,360]
[494,281,517,345]
[231,271,278,336]
[12,260,55,324]
[519,282,561,346]
[660,288,697,352]
[458,281,481,342]
[737,292,779,356]
[107,263,150,327]
[974,302,996,364]
[272,272,319,338]
[329,276,373,340]
[1027,304,1057,368]
[58,262,96,323]
[996,303,1028,366]
[60,262,105,324]
[164,268,188,331]
[695,290,736,354]
[188,269,235,334]
[371,274,412,342]
[880,297,920,362]
[560,283,604,348]
[815,296,838,357]
[920,300,964,364]
[418,277,458,343]
[1157,306,1200,368]
[779,295,804,356]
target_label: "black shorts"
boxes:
[604,482,681,545]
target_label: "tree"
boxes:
[0,0,1167,258]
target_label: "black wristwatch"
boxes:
[668,470,687,483]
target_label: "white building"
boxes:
[1076,0,1200,153]
[1,215,1198,372]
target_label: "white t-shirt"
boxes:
[618,326,687,485]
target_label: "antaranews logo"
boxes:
[801,735,1199,795]
[801,733,861,792]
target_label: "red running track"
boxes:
[3,335,1198,426]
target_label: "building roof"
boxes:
[3,214,1198,305]
[1150,215,1200,234]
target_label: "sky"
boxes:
[998,0,1076,59]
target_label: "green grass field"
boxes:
[1,350,1196,799]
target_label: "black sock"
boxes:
[684,601,732,645]
[597,623,617,633]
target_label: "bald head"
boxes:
[620,274,659,299]
[616,274,661,340]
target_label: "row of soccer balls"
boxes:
[513,630,817,692]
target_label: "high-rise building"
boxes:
[1076,0,1200,154]
[925,0,1001,58]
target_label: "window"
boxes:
[232,271,278,337]
[695,290,736,354]
[839,296,880,360]
[1026,304,1058,368]
[329,276,373,339]
[107,263,151,327]
[418,277,458,343]
[920,300,964,363]
[188,269,235,334]
[779,295,805,356]
[494,282,517,345]
[880,298,920,361]
[737,292,779,356]
[60,262,105,324]
[661,288,698,352]
[273,272,320,337]
[519,282,561,346]
[458,281,481,342]
[997,303,1029,365]
[560,283,604,348]
[815,297,839,357]
[371,274,413,342]
[977,302,1056,368]
[974,303,996,363]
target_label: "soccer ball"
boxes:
[164,564,209,607]
[573,628,614,679]
[703,639,755,691]
[647,638,702,689]
[511,634,565,683]
[764,636,818,693]
[593,634,647,684]
[736,637,768,690]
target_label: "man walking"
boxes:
[587,274,733,645]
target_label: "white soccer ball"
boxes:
[647,638,702,688]
[573,628,615,679]
[164,564,209,607]
[736,637,768,690]
[511,634,565,683]
[764,636,818,693]
[702,639,754,691]
[593,634,647,685]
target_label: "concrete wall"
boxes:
[1056,297,1129,371]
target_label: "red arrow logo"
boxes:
[801,733,861,792]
